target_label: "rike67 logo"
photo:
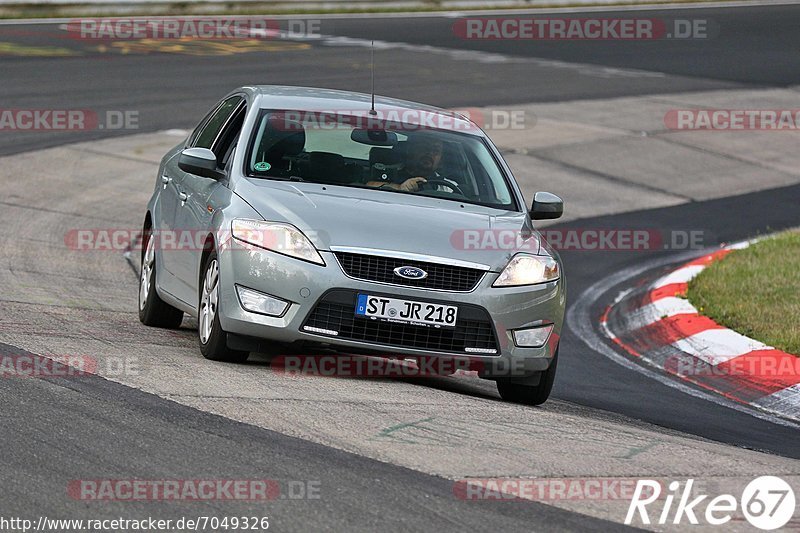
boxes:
[626,476,796,530]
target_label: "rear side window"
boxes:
[193,96,244,150]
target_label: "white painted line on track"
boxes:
[161,129,189,137]
[273,32,666,79]
[753,383,800,416]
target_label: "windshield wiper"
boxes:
[252,175,304,182]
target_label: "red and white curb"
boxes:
[600,241,800,422]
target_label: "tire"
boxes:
[198,252,249,363]
[139,230,184,328]
[496,347,559,406]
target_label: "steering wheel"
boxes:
[421,179,467,197]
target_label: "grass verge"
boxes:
[688,229,800,356]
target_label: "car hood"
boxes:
[235,179,540,271]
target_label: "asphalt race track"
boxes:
[1,2,799,530]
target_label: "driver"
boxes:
[366,134,455,192]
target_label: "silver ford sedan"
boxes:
[139,85,565,405]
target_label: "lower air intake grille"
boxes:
[302,290,499,354]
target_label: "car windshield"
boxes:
[245,109,517,210]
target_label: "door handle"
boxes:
[179,192,188,205]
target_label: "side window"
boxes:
[216,106,246,169]
[193,96,244,150]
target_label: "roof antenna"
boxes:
[369,41,377,116]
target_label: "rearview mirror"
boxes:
[351,128,397,146]
[530,191,563,220]
[178,147,225,180]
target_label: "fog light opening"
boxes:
[235,285,290,317]
[513,324,554,348]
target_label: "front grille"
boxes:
[335,252,485,292]
[302,290,499,354]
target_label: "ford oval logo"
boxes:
[393,266,428,280]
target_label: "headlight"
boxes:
[493,254,559,287]
[231,219,325,265]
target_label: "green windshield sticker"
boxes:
[254,161,271,172]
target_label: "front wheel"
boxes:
[496,347,558,406]
[198,252,249,363]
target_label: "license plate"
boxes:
[355,294,457,328]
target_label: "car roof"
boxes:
[239,85,483,135]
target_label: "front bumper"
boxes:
[216,243,565,377]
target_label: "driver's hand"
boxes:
[399,177,426,192]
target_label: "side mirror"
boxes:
[178,147,225,180]
[530,191,563,220]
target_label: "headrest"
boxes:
[310,151,345,167]
[260,115,306,160]
[369,145,403,166]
